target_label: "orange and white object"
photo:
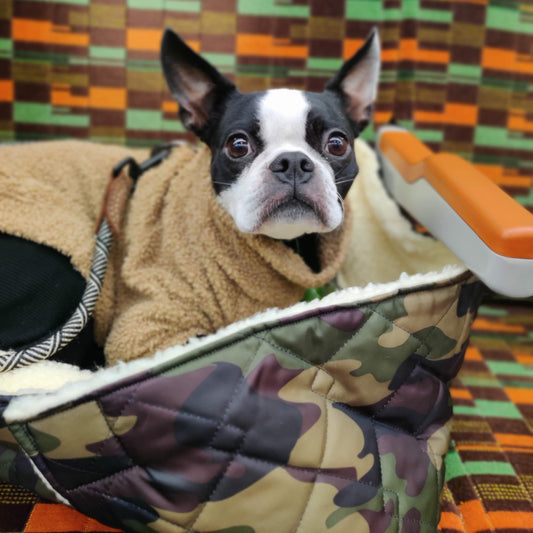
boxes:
[377,126,533,298]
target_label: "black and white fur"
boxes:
[161,28,380,270]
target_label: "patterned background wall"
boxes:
[0,0,532,211]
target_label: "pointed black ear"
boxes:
[326,28,381,129]
[161,28,236,138]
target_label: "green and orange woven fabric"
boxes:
[440,299,533,532]
[0,0,532,212]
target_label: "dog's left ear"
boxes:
[326,28,381,130]
[161,28,237,138]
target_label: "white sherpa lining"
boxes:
[1,139,466,422]
[337,139,461,287]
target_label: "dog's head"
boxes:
[161,28,380,240]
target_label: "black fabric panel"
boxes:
[0,233,103,369]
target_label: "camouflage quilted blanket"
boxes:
[0,139,481,532]
[0,265,482,532]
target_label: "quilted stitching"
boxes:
[4,275,482,532]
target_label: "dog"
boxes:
[160,27,380,273]
[102,27,381,363]
[0,28,381,367]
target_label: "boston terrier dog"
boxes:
[161,28,380,273]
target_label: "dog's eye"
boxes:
[226,135,252,158]
[326,134,349,156]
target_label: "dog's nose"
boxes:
[269,151,315,184]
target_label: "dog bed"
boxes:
[0,140,480,532]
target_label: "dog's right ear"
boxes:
[161,28,236,138]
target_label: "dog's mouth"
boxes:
[261,194,326,225]
[268,196,322,221]
[252,194,332,239]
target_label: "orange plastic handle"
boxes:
[379,130,533,260]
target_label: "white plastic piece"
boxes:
[377,127,533,298]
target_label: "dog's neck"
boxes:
[282,234,321,273]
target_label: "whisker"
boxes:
[337,191,345,215]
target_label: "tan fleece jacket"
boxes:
[0,140,146,277]
[0,141,148,339]
[0,141,352,365]
[105,144,352,363]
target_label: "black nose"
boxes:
[269,151,315,184]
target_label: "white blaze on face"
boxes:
[218,89,344,239]
[258,88,310,149]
